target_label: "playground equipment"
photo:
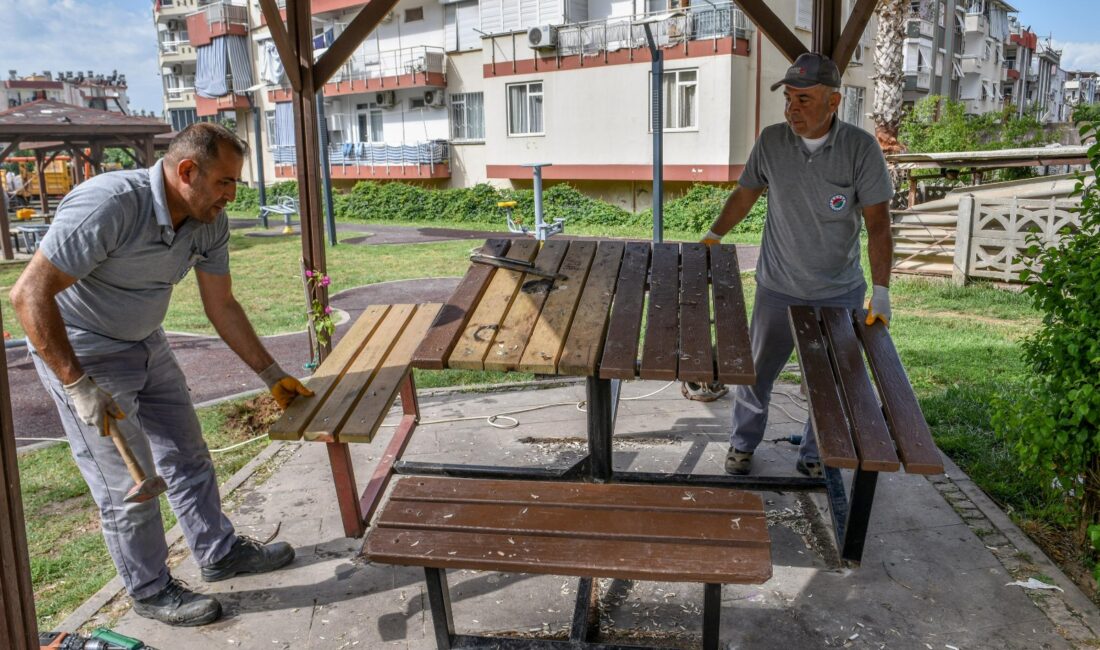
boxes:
[504,163,564,241]
[6,157,74,202]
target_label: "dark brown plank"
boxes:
[710,244,754,384]
[377,501,769,546]
[855,313,945,474]
[558,241,626,377]
[819,308,901,472]
[640,243,681,380]
[787,306,859,469]
[677,243,715,383]
[391,477,766,513]
[599,242,651,379]
[365,528,772,584]
[412,239,511,369]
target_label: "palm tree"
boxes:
[870,0,908,155]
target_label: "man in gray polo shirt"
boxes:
[10,123,312,626]
[701,53,894,477]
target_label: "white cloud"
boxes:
[0,0,163,113]
[1052,41,1100,73]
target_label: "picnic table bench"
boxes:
[364,476,771,650]
[268,303,440,537]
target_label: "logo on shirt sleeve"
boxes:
[829,194,848,211]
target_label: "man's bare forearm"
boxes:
[863,202,894,288]
[12,289,83,384]
[708,186,765,237]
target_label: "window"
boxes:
[450,92,485,141]
[265,110,276,144]
[405,7,424,22]
[652,69,697,131]
[507,81,543,135]
[169,108,200,132]
[795,0,812,30]
[356,103,383,142]
[840,86,865,126]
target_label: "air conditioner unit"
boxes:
[423,90,445,107]
[374,90,396,108]
[527,25,558,49]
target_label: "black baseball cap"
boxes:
[770,52,842,91]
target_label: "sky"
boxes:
[0,0,1098,118]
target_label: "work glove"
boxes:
[259,362,314,410]
[63,374,125,436]
[701,229,722,246]
[865,285,891,327]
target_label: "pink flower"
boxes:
[304,269,314,278]
[321,276,331,287]
[324,306,333,315]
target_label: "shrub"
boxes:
[226,181,299,213]
[992,119,1100,548]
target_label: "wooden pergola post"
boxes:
[33,151,48,217]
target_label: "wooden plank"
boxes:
[733,0,809,63]
[302,305,417,441]
[517,241,598,374]
[447,239,541,370]
[482,240,570,372]
[833,0,877,74]
[269,305,391,440]
[377,501,769,546]
[787,306,859,469]
[855,313,945,474]
[340,304,442,442]
[819,308,901,472]
[391,477,767,513]
[639,243,681,380]
[557,241,626,377]
[711,244,754,384]
[413,239,511,369]
[677,243,715,383]
[365,528,772,585]
[599,242,650,379]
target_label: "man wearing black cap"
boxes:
[701,52,895,477]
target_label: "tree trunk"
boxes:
[871,0,907,156]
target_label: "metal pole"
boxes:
[532,164,545,240]
[315,93,338,246]
[252,99,267,208]
[645,24,664,243]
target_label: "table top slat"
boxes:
[640,243,681,380]
[339,303,442,443]
[557,241,626,377]
[710,244,754,384]
[599,242,651,379]
[268,304,391,441]
[788,306,859,469]
[412,239,511,370]
[855,314,945,474]
[302,305,417,441]
[447,239,541,370]
[517,241,598,374]
[482,240,571,372]
[678,243,716,383]
[820,308,901,472]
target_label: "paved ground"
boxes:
[61,381,1100,649]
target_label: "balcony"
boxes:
[165,75,196,103]
[964,13,988,34]
[904,69,932,91]
[187,1,248,48]
[155,0,200,18]
[268,46,447,102]
[195,93,251,116]
[906,18,934,40]
[272,141,451,180]
[553,3,752,58]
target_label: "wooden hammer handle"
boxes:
[107,419,147,484]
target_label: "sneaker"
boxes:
[725,447,753,475]
[795,458,823,478]
[201,536,295,582]
[133,577,222,627]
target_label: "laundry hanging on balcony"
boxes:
[259,40,285,86]
[273,102,296,164]
[313,28,335,53]
[195,35,253,98]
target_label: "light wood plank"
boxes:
[340,304,442,442]
[268,305,391,440]
[599,242,651,379]
[447,239,541,370]
[558,241,626,377]
[482,240,570,372]
[302,305,417,441]
[517,241,598,374]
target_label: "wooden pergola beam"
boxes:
[735,0,808,63]
[834,0,877,74]
[313,0,403,89]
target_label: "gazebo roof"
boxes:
[0,100,170,138]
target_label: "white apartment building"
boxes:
[1065,71,1099,109]
[155,0,877,209]
[957,0,1012,115]
[2,70,131,113]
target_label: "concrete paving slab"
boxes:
[73,380,1097,649]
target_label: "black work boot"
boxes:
[133,577,222,627]
[201,536,295,582]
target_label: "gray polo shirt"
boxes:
[739,117,893,300]
[38,160,230,356]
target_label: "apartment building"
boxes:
[2,70,131,113]
[1065,71,1099,108]
[155,0,877,208]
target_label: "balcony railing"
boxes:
[159,38,190,54]
[166,84,195,102]
[905,68,932,90]
[272,141,450,167]
[192,1,248,28]
[329,46,446,85]
[555,2,752,57]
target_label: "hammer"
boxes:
[104,419,168,504]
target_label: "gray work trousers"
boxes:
[731,282,865,462]
[32,329,236,600]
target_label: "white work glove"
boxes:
[63,374,125,435]
[259,362,314,410]
[865,285,891,327]
[701,229,722,246]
